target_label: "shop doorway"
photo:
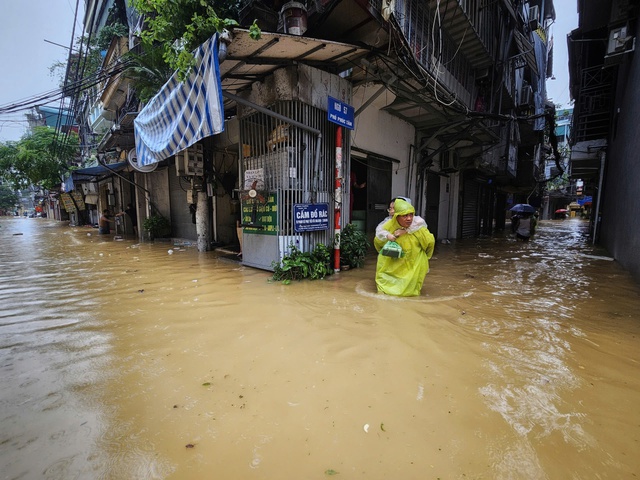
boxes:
[424,172,440,239]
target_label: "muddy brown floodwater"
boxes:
[1,216,639,479]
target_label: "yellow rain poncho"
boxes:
[374,199,435,297]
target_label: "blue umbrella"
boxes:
[509,203,536,214]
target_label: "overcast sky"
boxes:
[0,0,83,142]
[0,1,578,143]
[546,2,580,108]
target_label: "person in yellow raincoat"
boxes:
[374,198,435,296]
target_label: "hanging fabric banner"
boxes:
[134,34,225,166]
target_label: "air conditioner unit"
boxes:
[607,25,635,55]
[441,150,459,171]
[528,5,539,29]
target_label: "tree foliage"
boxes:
[50,23,130,87]
[0,184,19,212]
[0,127,79,191]
[131,0,260,81]
[50,0,129,85]
[124,47,176,103]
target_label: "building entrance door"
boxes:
[365,157,392,235]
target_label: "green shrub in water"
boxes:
[142,214,171,238]
[335,223,370,269]
[272,243,333,282]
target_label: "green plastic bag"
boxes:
[380,240,404,258]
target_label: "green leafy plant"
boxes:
[131,0,260,81]
[272,243,333,282]
[0,184,19,211]
[0,127,79,190]
[142,214,171,238]
[49,23,129,87]
[335,223,370,269]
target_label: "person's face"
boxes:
[387,202,395,216]
[397,212,414,228]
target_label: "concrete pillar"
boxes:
[196,191,210,252]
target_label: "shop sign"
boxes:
[243,192,278,235]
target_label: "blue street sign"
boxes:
[327,96,354,130]
[293,203,330,232]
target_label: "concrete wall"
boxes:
[140,167,170,228]
[600,21,640,282]
[240,64,352,111]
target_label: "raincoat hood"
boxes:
[382,198,415,232]
[392,198,414,218]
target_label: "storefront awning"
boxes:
[64,161,128,193]
[71,161,129,180]
[219,29,371,97]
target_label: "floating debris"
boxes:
[580,253,614,261]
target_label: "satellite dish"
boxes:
[127,148,158,173]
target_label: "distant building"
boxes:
[26,106,77,134]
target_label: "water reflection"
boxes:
[1,217,639,479]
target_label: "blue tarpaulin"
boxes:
[134,34,224,166]
[63,161,129,192]
[532,31,547,131]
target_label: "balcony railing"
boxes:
[372,0,507,108]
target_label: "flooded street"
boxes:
[1,216,639,479]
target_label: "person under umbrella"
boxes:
[511,212,535,241]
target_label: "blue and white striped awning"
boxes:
[134,34,224,166]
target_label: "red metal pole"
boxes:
[334,126,343,272]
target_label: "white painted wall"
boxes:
[350,84,415,199]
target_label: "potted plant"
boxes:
[142,214,171,240]
[335,223,370,269]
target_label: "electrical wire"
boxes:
[0,61,130,115]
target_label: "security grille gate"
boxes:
[238,100,342,271]
[461,177,480,238]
